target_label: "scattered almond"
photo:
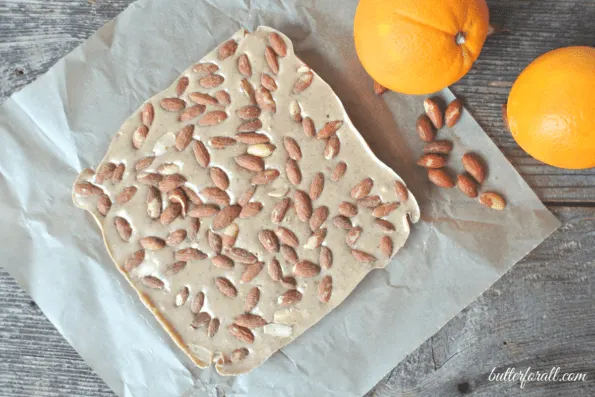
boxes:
[160,98,186,112]
[325,136,340,159]
[279,290,302,306]
[114,217,132,241]
[375,219,396,231]
[237,186,256,206]
[235,314,268,329]
[286,159,302,185]
[268,32,287,57]
[423,98,444,129]
[294,190,312,222]
[316,120,343,139]
[318,276,332,303]
[302,117,316,138]
[192,140,210,167]
[209,167,230,190]
[232,348,250,362]
[373,202,399,218]
[283,137,302,161]
[338,202,358,217]
[166,229,187,246]
[304,228,327,249]
[199,110,228,126]
[255,86,276,113]
[158,174,186,193]
[261,73,278,91]
[320,246,333,269]
[259,230,280,253]
[238,119,263,133]
[208,318,220,338]
[268,258,283,281]
[209,136,236,149]
[245,287,260,312]
[479,192,506,210]
[280,244,298,264]
[346,226,362,247]
[379,236,394,258]
[351,178,374,199]
[189,92,218,106]
[351,249,377,264]
[75,182,103,197]
[124,250,145,272]
[237,54,252,77]
[428,168,455,188]
[456,173,479,198]
[271,198,291,223]
[462,153,487,184]
[332,215,353,229]
[179,105,206,122]
[191,312,211,329]
[247,143,275,158]
[97,195,111,216]
[417,154,447,169]
[416,114,435,142]
[251,169,280,185]
[229,324,254,344]
[141,103,154,127]
[142,276,164,289]
[358,195,381,208]
[207,229,222,253]
[275,227,299,247]
[228,247,257,264]
[140,236,166,250]
[117,186,138,204]
[160,203,182,225]
[235,154,265,172]
[235,132,270,144]
[241,262,265,283]
[445,98,463,127]
[212,204,241,230]
[176,248,207,262]
[309,206,329,231]
[212,255,234,269]
[240,202,263,218]
[175,287,189,307]
[293,71,314,93]
[424,140,453,154]
[331,162,347,181]
[218,39,238,60]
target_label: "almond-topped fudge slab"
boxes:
[73,26,420,375]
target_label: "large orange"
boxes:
[354,0,490,95]
[507,46,595,169]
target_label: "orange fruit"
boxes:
[507,46,595,169]
[354,0,490,95]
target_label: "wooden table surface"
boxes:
[1,1,594,396]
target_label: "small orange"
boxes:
[507,46,595,169]
[354,0,490,95]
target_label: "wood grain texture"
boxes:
[0,0,594,396]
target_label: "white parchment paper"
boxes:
[0,0,560,396]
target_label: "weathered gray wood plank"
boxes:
[0,0,593,203]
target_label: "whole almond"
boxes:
[237,105,261,120]
[375,219,396,231]
[251,169,280,185]
[137,172,163,186]
[95,163,116,184]
[373,202,399,218]
[417,154,447,169]
[462,153,487,183]
[142,276,164,290]
[456,173,479,198]
[199,74,225,89]
[117,186,138,204]
[215,90,231,105]
[238,119,263,133]
[160,98,186,112]
[358,195,381,208]
[191,312,211,329]
[241,262,265,283]
[331,162,347,181]
[188,204,219,218]
[275,227,299,247]
[207,229,223,253]
[379,236,394,258]
[240,202,263,218]
[114,217,132,241]
[209,136,236,149]
[316,120,343,139]
[229,324,254,344]
[268,258,283,281]
[240,78,257,104]
[259,230,280,253]
[480,192,507,210]
[209,167,230,190]
[290,100,302,122]
[280,244,298,264]
[338,202,358,217]
[445,98,463,127]
[235,132,270,144]
[132,125,149,149]
[212,204,242,230]
[346,226,362,247]
[199,110,228,126]
[179,104,206,122]
[304,228,327,249]
[160,203,182,225]
[281,276,297,289]
[309,173,325,201]
[332,215,353,229]
[279,290,302,306]
[192,140,210,167]
[208,318,221,338]
[283,137,302,161]
[175,286,189,307]
[325,136,340,159]
[318,276,332,303]
[212,255,234,269]
[271,198,291,223]
[140,236,166,250]
[188,218,200,240]
[245,287,260,312]
[302,117,316,138]
[416,114,435,142]
[166,229,187,246]
[309,206,329,231]
[228,247,257,264]
[168,189,187,217]
[373,81,388,96]
[158,163,180,175]
[293,71,314,94]
[428,168,455,188]
[135,156,155,171]
[265,46,279,74]
[269,32,287,57]
[190,292,205,314]
[394,181,409,202]
[175,76,189,97]
[189,92,218,106]
[261,73,278,91]
[158,174,186,193]
[235,154,265,172]
[175,248,207,262]
[124,249,145,272]
[351,178,374,199]
[237,54,252,77]
[200,187,230,206]
[424,140,453,154]
[97,195,112,216]
[193,62,219,74]
[112,163,125,184]
[235,314,268,329]
[182,186,202,205]
[218,39,238,60]
[351,249,377,264]
[247,143,275,157]
[145,186,161,218]
[238,186,256,207]
[320,246,333,269]
[294,190,312,222]
[423,98,444,129]
[255,86,276,113]
[141,103,154,127]
[286,159,302,185]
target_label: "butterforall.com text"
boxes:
[489,367,587,389]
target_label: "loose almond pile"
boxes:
[73,27,419,375]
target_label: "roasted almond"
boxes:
[199,74,225,89]
[247,143,275,158]
[286,159,302,185]
[331,162,347,181]
[417,154,447,169]
[462,153,487,184]
[264,46,279,74]
[191,312,211,329]
[479,192,506,210]
[207,229,223,253]
[373,202,399,218]
[229,324,254,344]
[255,86,276,113]
[428,168,455,188]
[351,178,374,199]
[137,172,163,186]
[338,202,358,217]
[192,62,218,74]
[175,286,189,307]
[445,98,463,127]
[346,226,362,247]
[278,290,302,306]
[416,114,435,142]
[309,206,329,231]
[176,247,207,262]
[456,173,479,198]
[166,229,187,246]
[212,255,234,269]
[95,162,116,184]
[188,218,200,240]
[117,186,138,204]
[237,54,252,77]
[424,140,453,154]
[141,103,154,127]
[235,314,268,329]
[375,219,396,231]
[281,276,297,289]
[293,71,314,93]
[216,90,231,105]
[332,215,353,229]
[235,132,270,144]
[75,182,103,197]
[379,236,394,258]
[241,262,265,283]
[280,244,298,264]
[245,287,260,312]
[158,174,186,193]
[325,136,340,159]
[423,97,444,129]
[294,190,312,222]
[218,39,238,60]
[275,227,299,247]
[290,100,302,122]
[358,195,381,208]
[238,186,256,207]
[209,167,230,190]
[283,137,302,161]
[318,276,332,303]
[190,292,205,314]
[261,73,278,91]
[302,117,316,138]
[240,202,263,218]
[394,181,409,202]
[111,163,125,184]
[237,105,261,120]
[97,194,112,216]
[135,156,155,171]
[228,247,257,264]
[316,120,343,139]
[268,32,287,57]
[209,136,236,149]
[124,249,145,272]
[222,223,239,249]
[142,276,164,290]
[192,140,210,167]
[238,119,263,133]
[198,110,228,126]
[320,246,333,269]
[235,154,265,172]
[212,204,242,230]
[259,230,280,253]
[157,162,180,175]
[351,249,377,264]
[179,104,206,122]
[189,92,218,106]
[160,203,182,225]
[208,318,220,338]
[240,78,257,104]
[168,189,188,216]
[304,228,327,249]
[200,187,230,206]
[188,204,219,218]
[114,217,132,241]
[309,172,325,200]
[160,98,186,112]
[251,169,280,185]
[271,198,291,223]
[140,236,166,250]
[268,258,283,281]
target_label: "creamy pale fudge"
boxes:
[73,26,420,375]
